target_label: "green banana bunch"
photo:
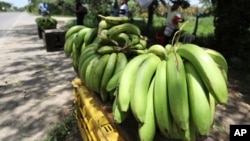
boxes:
[72,27,93,70]
[64,33,77,57]
[112,90,129,123]
[92,54,110,93]
[203,47,228,81]
[100,53,117,102]
[96,45,119,55]
[166,52,189,131]
[153,60,171,137]
[84,28,98,46]
[35,16,57,29]
[98,29,109,39]
[106,69,124,92]
[79,52,100,84]
[128,33,140,45]
[84,57,100,89]
[148,44,168,60]
[184,61,211,136]
[106,52,128,92]
[177,44,228,104]
[71,43,78,71]
[113,52,128,74]
[138,77,156,141]
[202,47,228,73]
[74,27,92,50]
[130,54,161,123]
[67,17,230,141]
[78,44,99,81]
[65,25,86,40]
[98,20,113,35]
[117,53,152,112]
[107,23,141,39]
[111,32,131,47]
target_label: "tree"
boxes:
[213,0,250,60]
[0,1,12,11]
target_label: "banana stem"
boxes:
[171,20,189,46]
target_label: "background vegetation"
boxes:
[2,0,250,66]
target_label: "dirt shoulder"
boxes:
[0,13,80,141]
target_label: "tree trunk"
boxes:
[192,9,199,36]
[147,1,154,32]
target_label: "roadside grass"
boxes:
[42,111,79,141]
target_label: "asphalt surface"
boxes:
[0,12,77,141]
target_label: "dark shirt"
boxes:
[111,8,119,16]
[75,3,87,16]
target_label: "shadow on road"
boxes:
[0,22,77,141]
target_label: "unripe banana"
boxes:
[166,53,189,131]
[117,53,152,112]
[153,60,171,137]
[138,77,156,141]
[80,42,97,55]
[84,57,100,89]
[203,47,228,73]
[139,38,147,49]
[92,54,110,93]
[209,93,216,126]
[107,23,141,39]
[78,43,98,68]
[128,33,140,45]
[130,43,145,50]
[78,50,96,76]
[165,44,174,54]
[97,46,118,55]
[75,27,92,50]
[105,52,128,92]
[98,29,109,39]
[130,54,161,123]
[177,43,228,104]
[71,43,78,72]
[129,49,148,55]
[98,20,113,34]
[64,33,77,57]
[100,53,117,102]
[184,61,211,136]
[148,44,168,60]
[79,54,99,83]
[114,52,128,74]
[106,69,124,92]
[112,90,129,123]
[65,25,86,40]
[84,28,98,46]
[112,32,131,47]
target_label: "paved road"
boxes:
[0,12,78,141]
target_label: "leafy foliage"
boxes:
[214,0,250,60]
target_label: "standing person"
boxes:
[39,1,49,16]
[110,0,120,16]
[119,0,129,17]
[75,0,88,25]
[163,1,184,45]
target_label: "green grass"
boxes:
[42,112,78,141]
[179,16,215,36]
